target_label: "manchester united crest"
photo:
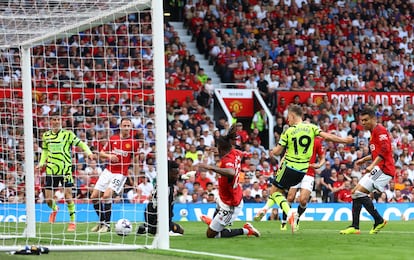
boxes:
[229,100,243,114]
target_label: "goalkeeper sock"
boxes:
[269,192,290,215]
[103,203,112,224]
[51,200,58,211]
[67,202,75,223]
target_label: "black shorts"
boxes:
[45,175,74,189]
[272,163,306,190]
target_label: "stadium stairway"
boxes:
[169,21,220,117]
[169,22,221,87]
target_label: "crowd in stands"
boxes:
[1,0,414,207]
[188,0,414,110]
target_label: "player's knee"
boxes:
[206,228,216,238]
[299,198,308,206]
[102,194,111,200]
[286,194,295,203]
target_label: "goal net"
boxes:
[0,0,170,252]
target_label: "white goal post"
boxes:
[0,0,169,251]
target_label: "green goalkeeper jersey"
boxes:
[279,122,321,172]
[39,129,92,176]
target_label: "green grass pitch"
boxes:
[2,221,413,260]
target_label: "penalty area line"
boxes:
[168,248,260,260]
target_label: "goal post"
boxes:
[21,46,36,239]
[0,0,170,252]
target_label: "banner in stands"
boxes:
[0,88,194,104]
[215,89,254,117]
[276,91,414,106]
[1,203,413,222]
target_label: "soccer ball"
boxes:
[179,208,188,217]
[115,218,132,236]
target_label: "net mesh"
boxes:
[0,1,152,48]
[0,0,161,251]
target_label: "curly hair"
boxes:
[216,123,237,154]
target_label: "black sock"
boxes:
[281,202,291,223]
[351,198,363,229]
[219,228,244,238]
[297,205,306,217]
[104,203,112,224]
[282,211,287,223]
[360,196,383,225]
[93,202,102,222]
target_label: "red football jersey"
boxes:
[370,124,396,177]
[306,137,324,177]
[337,189,352,203]
[218,149,243,206]
[102,135,139,176]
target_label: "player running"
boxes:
[280,136,325,231]
[254,105,353,233]
[340,107,395,235]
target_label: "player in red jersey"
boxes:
[198,125,260,238]
[280,136,325,231]
[340,107,395,235]
[90,118,139,232]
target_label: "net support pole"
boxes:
[153,0,169,250]
[21,46,36,238]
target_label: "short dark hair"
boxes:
[360,107,376,118]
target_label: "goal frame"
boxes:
[0,0,169,252]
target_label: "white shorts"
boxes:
[290,175,314,192]
[210,197,243,233]
[94,168,127,194]
[359,166,392,192]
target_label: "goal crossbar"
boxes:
[0,0,151,48]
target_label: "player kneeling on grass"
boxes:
[137,160,184,236]
[198,125,260,238]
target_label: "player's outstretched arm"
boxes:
[77,140,94,159]
[198,163,235,177]
[355,155,372,166]
[319,132,354,144]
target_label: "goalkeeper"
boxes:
[137,160,184,235]
[36,113,95,232]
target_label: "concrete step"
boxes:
[169,21,221,118]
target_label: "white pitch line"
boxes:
[169,248,261,260]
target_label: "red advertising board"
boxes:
[276,91,414,106]
[0,88,194,104]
